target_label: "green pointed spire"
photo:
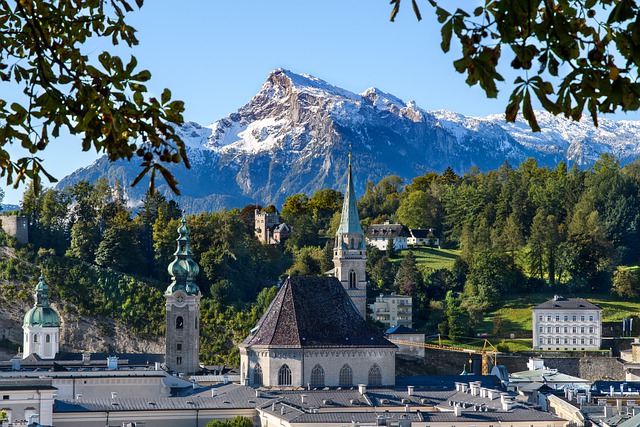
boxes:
[23,275,60,327]
[166,216,200,296]
[337,153,364,236]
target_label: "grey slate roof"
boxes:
[409,228,436,239]
[386,325,421,335]
[241,276,395,349]
[533,295,601,310]
[366,223,410,238]
[54,383,270,412]
[258,386,566,425]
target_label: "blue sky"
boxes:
[3,1,640,205]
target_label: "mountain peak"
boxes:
[361,87,407,111]
[261,69,360,101]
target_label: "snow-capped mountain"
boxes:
[58,69,640,212]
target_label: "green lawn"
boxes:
[475,293,640,339]
[393,247,461,270]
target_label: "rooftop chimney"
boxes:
[359,384,367,395]
[407,386,414,396]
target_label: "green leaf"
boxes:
[411,0,422,20]
[390,0,400,22]
[131,69,151,82]
[161,88,171,105]
[441,19,453,52]
[522,89,540,132]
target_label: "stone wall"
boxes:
[0,216,28,245]
[398,348,624,381]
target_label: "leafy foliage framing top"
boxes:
[0,0,187,193]
[390,0,640,131]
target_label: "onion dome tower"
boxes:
[23,275,60,359]
[164,216,201,374]
[333,154,367,317]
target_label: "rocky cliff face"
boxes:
[0,245,163,360]
[58,69,640,212]
[0,301,163,361]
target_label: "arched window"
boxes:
[368,364,382,386]
[278,364,292,386]
[350,237,354,248]
[45,334,51,343]
[176,316,183,329]
[339,364,353,386]
[349,270,357,289]
[33,334,38,343]
[253,364,263,386]
[310,364,325,387]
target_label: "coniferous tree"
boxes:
[394,251,423,296]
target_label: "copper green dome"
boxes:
[23,275,60,328]
[165,217,200,296]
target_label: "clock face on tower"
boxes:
[175,291,186,303]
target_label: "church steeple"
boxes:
[337,154,364,239]
[166,217,200,296]
[23,275,60,359]
[333,154,367,317]
[164,215,201,374]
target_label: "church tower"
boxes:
[333,154,367,317]
[165,216,201,374]
[23,275,60,359]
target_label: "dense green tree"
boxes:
[396,190,438,229]
[280,193,310,224]
[498,214,524,269]
[359,175,403,220]
[135,191,181,278]
[67,221,100,262]
[369,255,395,295]
[287,246,324,276]
[394,251,423,296]
[95,212,144,275]
[444,291,471,340]
[612,268,640,299]
[391,1,640,131]
[1,0,187,193]
[205,416,252,427]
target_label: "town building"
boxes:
[532,295,602,351]
[0,379,56,426]
[365,221,410,251]
[386,325,425,359]
[254,209,290,244]
[332,154,367,317]
[508,359,591,392]
[257,380,569,427]
[239,276,397,388]
[369,293,413,328]
[0,215,28,245]
[407,228,440,247]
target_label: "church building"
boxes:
[164,216,202,374]
[240,156,396,388]
[239,276,396,388]
[23,275,61,359]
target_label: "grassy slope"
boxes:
[389,248,640,351]
[392,247,461,270]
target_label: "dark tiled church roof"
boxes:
[242,276,395,349]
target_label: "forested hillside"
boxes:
[2,154,640,364]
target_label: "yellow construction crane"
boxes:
[388,337,500,375]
